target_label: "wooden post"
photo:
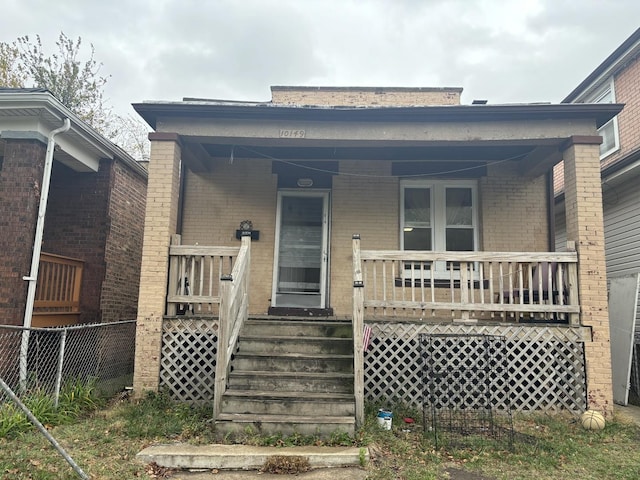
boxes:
[459,262,469,320]
[352,234,365,427]
[166,235,181,316]
[566,241,579,326]
[213,274,232,420]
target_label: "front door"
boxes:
[272,191,329,308]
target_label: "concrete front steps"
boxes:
[215,318,356,439]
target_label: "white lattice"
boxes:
[160,318,219,404]
[364,322,586,412]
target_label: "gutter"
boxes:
[19,118,71,390]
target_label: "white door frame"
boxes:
[271,190,330,308]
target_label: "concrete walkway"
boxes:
[169,467,367,480]
[137,444,368,480]
[138,406,640,480]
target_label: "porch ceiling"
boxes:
[180,137,566,178]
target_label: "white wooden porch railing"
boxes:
[214,233,251,418]
[166,234,251,419]
[351,234,580,426]
[167,235,240,315]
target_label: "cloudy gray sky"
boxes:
[2,0,639,117]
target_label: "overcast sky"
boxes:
[2,0,639,118]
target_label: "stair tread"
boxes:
[224,390,354,400]
[235,352,353,359]
[232,370,353,378]
[247,318,351,325]
[241,334,352,341]
[217,413,355,424]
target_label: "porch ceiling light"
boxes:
[297,178,313,187]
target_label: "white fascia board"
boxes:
[54,134,102,172]
[0,115,104,172]
[603,159,640,185]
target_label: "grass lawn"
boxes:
[1,393,640,479]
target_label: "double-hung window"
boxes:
[401,179,478,278]
[586,79,619,158]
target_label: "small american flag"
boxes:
[363,325,372,352]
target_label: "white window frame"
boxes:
[586,79,620,159]
[400,179,479,279]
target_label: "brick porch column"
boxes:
[562,136,613,415]
[133,134,182,395]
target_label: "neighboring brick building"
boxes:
[0,89,148,327]
[555,28,640,405]
[133,85,619,421]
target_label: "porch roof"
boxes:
[136,99,622,177]
[134,99,622,131]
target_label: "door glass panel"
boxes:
[404,188,431,226]
[446,228,474,251]
[446,188,473,226]
[276,196,324,307]
[404,227,432,250]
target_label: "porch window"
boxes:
[587,79,619,159]
[401,180,478,279]
[401,180,477,252]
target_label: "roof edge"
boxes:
[0,90,147,178]
[563,27,640,103]
[133,101,623,131]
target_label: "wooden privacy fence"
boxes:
[33,253,84,327]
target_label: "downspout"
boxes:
[19,118,71,390]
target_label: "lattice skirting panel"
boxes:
[364,322,587,412]
[160,318,219,404]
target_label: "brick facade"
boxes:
[44,161,111,324]
[271,86,462,106]
[480,163,549,252]
[0,138,147,328]
[43,158,147,325]
[101,161,147,323]
[602,54,640,170]
[563,141,613,414]
[0,139,46,326]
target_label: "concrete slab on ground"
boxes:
[614,404,640,426]
[169,467,368,480]
[137,444,368,471]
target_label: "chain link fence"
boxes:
[0,321,136,406]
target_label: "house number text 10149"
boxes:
[279,129,306,138]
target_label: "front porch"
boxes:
[132,88,618,428]
[155,235,588,434]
